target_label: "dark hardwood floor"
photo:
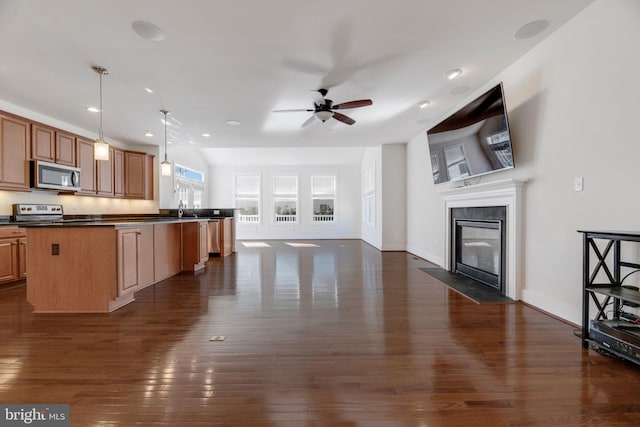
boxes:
[1,239,640,426]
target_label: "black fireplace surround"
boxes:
[451,206,507,294]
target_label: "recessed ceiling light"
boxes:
[167,141,173,145]
[132,21,165,42]
[515,20,549,40]
[226,120,241,126]
[201,133,211,137]
[86,106,100,113]
[144,87,153,94]
[445,68,463,80]
[418,101,431,109]
[144,131,154,137]
[188,141,196,144]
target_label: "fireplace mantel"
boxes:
[441,178,526,300]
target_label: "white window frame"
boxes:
[273,175,299,224]
[174,164,205,209]
[234,174,261,224]
[311,175,336,223]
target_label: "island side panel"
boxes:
[26,227,117,312]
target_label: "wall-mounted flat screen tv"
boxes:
[426,83,514,184]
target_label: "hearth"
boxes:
[451,206,506,294]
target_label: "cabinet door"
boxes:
[18,237,27,279]
[31,124,55,162]
[76,137,96,194]
[114,148,125,197]
[117,228,140,296]
[144,154,154,200]
[0,114,31,190]
[125,151,145,198]
[96,147,114,196]
[0,238,19,283]
[55,131,76,166]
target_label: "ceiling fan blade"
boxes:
[311,90,326,106]
[333,99,373,110]
[301,115,316,128]
[273,108,313,113]
[332,112,355,125]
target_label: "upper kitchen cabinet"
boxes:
[55,130,76,166]
[0,112,31,191]
[96,147,114,196]
[114,148,125,197]
[31,124,76,167]
[76,137,97,194]
[125,151,154,200]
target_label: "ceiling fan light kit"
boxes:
[274,88,372,127]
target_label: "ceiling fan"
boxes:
[274,89,372,127]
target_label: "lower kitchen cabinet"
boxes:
[0,226,27,284]
[117,228,141,297]
[182,220,209,272]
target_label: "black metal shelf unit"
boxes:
[580,230,640,365]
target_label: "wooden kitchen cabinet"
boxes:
[0,226,27,284]
[31,123,55,163]
[0,112,31,191]
[96,147,114,196]
[124,151,145,198]
[145,153,154,200]
[55,131,76,166]
[31,125,76,166]
[114,148,125,197]
[76,137,97,194]
[117,227,140,297]
[182,220,209,272]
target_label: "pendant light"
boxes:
[160,110,172,176]
[92,66,110,161]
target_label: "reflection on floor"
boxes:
[0,239,638,425]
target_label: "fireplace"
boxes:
[451,206,507,293]
[441,179,525,300]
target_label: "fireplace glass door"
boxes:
[454,220,502,289]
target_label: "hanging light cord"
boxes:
[162,110,169,161]
[98,71,103,140]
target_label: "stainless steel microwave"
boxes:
[31,160,81,191]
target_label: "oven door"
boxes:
[32,160,81,191]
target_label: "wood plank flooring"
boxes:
[1,239,640,426]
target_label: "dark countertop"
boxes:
[1,208,237,227]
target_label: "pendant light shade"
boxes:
[160,110,172,176]
[92,66,110,161]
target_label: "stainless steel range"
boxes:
[13,203,64,222]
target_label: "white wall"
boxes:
[381,144,407,251]
[406,0,640,324]
[209,164,361,240]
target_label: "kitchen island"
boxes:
[23,217,228,313]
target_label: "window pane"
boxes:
[274,176,297,195]
[312,176,335,196]
[274,199,296,215]
[313,199,334,215]
[236,175,260,195]
[237,199,259,215]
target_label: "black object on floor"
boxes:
[419,268,514,303]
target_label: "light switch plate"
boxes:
[574,176,584,191]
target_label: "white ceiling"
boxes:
[0,0,593,164]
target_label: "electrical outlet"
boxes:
[52,243,60,255]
